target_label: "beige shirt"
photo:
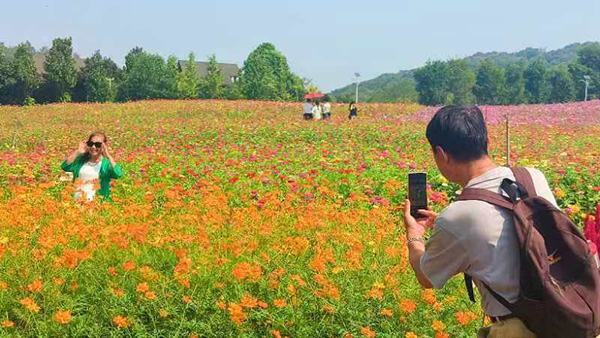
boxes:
[420,167,558,316]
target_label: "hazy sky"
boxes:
[2,0,599,91]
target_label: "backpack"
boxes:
[457,167,600,338]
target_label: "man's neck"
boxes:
[456,157,498,187]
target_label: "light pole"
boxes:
[354,73,360,103]
[581,75,591,102]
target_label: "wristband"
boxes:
[407,237,424,245]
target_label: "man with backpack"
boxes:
[404,105,600,338]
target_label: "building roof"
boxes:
[177,60,240,86]
[33,53,85,75]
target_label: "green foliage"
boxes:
[413,60,449,105]
[446,59,475,105]
[1,42,39,105]
[524,59,550,104]
[44,37,77,102]
[241,43,305,101]
[76,51,121,102]
[568,62,595,101]
[176,52,200,99]
[473,59,505,105]
[504,63,527,104]
[548,65,576,103]
[118,48,177,101]
[222,81,244,100]
[199,54,223,99]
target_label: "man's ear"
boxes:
[435,146,449,163]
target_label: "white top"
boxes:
[74,160,102,201]
[420,167,558,316]
[323,102,331,113]
[312,106,322,120]
[303,102,313,115]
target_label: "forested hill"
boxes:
[330,42,596,103]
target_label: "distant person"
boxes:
[312,101,323,120]
[322,98,331,119]
[303,99,313,120]
[348,102,358,120]
[61,132,123,201]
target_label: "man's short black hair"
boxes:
[425,105,488,162]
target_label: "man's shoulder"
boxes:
[436,199,500,233]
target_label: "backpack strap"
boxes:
[510,167,537,197]
[464,273,514,312]
[456,188,514,210]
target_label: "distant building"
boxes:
[177,60,240,86]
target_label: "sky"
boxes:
[2,0,599,91]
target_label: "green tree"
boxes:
[548,65,576,103]
[118,48,169,101]
[162,56,179,99]
[199,55,223,99]
[222,81,244,100]
[446,59,475,104]
[473,59,505,105]
[413,60,449,105]
[568,61,595,101]
[504,63,527,104]
[0,50,15,104]
[5,42,39,104]
[176,52,200,99]
[574,44,600,98]
[77,51,121,102]
[44,37,77,102]
[241,43,305,101]
[524,59,550,104]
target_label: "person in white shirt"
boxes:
[311,101,323,120]
[322,99,331,119]
[303,99,313,120]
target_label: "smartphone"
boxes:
[408,173,428,219]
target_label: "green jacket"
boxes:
[61,155,124,200]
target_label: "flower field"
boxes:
[0,100,599,338]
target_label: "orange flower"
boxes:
[271,330,282,338]
[227,303,247,325]
[108,266,118,277]
[0,281,8,290]
[136,283,150,293]
[113,315,131,328]
[19,297,40,313]
[216,301,227,309]
[240,294,259,308]
[145,291,156,300]
[54,310,72,325]
[399,299,417,313]
[52,277,64,286]
[2,320,14,328]
[380,308,393,317]
[435,332,449,338]
[422,289,436,305]
[273,298,287,308]
[182,295,192,304]
[26,278,43,293]
[360,326,376,338]
[431,320,446,331]
[111,288,125,297]
[323,305,335,313]
[122,260,136,271]
[405,333,418,338]
[159,309,168,318]
[455,311,479,326]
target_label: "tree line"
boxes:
[413,43,600,105]
[0,38,307,105]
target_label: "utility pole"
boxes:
[354,73,360,102]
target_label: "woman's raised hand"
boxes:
[77,141,87,154]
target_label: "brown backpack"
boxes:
[458,167,600,338]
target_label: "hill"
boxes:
[330,42,597,103]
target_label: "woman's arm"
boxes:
[65,141,86,164]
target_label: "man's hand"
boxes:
[403,199,438,238]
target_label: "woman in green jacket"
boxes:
[61,132,123,201]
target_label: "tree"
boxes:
[241,43,305,101]
[162,56,179,99]
[548,65,576,103]
[44,37,77,102]
[568,61,595,101]
[413,60,449,105]
[504,63,527,104]
[2,42,39,104]
[524,59,550,104]
[0,51,15,104]
[75,51,122,102]
[118,48,169,101]
[446,59,475,104]
[473,59,505,105]
[574,44,600,98]
[176,52,200,99]
[199,54,223,99]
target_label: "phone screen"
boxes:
[408,173,427,219]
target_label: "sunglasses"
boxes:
[86,141,103,148]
